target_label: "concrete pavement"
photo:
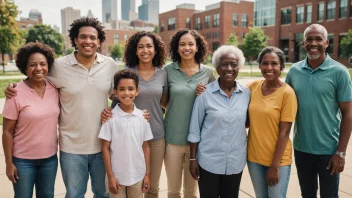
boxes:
[1,77,352,197]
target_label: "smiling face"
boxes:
[259,52,282,81]
[114,78,139,107]
[74,26,100,59]
[26,52,48,83]
[216,53,239,83]
[136,36,155,64]
[303,27,329,61]
[177,33,198,61]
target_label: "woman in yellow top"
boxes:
[247,46,297,198]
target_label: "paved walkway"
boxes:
[1,77,352,197]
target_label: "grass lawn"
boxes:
[0,71,23,76]
[0,79,22,98]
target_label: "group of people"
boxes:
[1,16,351,198]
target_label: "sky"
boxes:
[13,0,223,31]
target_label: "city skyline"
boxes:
[13,0,224,31]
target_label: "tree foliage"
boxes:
[109,44,124,60]
[153,25,158,33]
[226,33,239,46]
[26,24,64,55]
[239,27,268,61]
[65,47,75,55]
[0,0,22,66]
[340,29,352,57]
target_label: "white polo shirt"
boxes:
[98,105,153,186]
[47,52,118,154]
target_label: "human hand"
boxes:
[196,83,206,96]
[101,108,113,123]
[6,163,19,183]
[143,109,150,122]
[142,175,150,192]
[5,83,17,99]
[108,176,121,194]
[189,160,200,180]
[266,166,279,187]
[327,154,345,175]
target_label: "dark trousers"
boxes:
[198,165,243,198]
[294,150,339,198]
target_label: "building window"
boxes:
[205,16,211,28]
[326,1,336,20]
[114,34,119,44]
[195,17,201,30]
[168,17,176,30]
[233,13,238,27]
[186,18,190,29]
[241,14,248,27]
[326,34,334,54]
[281,8,292,25]
[296,6,304,23]
[306,5,312,23]
[339,0,347,18]
[160,22,164,32]
[339,35,347,57]
[318,2,325,21]
[213,42,220,51]
[213,13,220,27]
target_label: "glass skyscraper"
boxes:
[254,0,276,27]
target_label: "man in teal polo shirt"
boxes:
[286,24,352,198]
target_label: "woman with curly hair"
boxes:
[102,31,168,197]
[2,42,59,197]
[163,28,215,198]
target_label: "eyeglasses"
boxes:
[219,62,239,68]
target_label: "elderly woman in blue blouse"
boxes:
[188,45,250,198]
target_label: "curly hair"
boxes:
[15,42,56,76]
[169,28,209,64]
[113,70,139,89]
[257,46,286,71]
[123,31,167,68]
[68,17,105,49]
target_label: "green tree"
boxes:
[239,27,268,62]
[153,25,158,33]
[340,29,352,57]
[109,44,124,60]
[26,24,64,55]
[65,47,75,55]
[0,0,22,72]
[226,33,239,46]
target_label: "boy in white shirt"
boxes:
[99,70,153,198]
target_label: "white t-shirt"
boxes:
[98,105,153,186]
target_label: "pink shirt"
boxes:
[2,80,60,159]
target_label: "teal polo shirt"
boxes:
[286,54,352,155]
[164,62,216,145]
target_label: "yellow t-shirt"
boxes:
[247,80,297,166]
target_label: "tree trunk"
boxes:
[2,53,5,73]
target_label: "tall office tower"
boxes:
[87,10,95,18]
[121,0,136,20]
[138,2,148,21]
[111,0,119,21]
[148,0,159,24]
[102,0,112,23]
[29,9,42,21]
[254,0,275,27]
[61,7,81,35]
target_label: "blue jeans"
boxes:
[247,161,291,198]
[12,154,58,198]
[60,151,108,198]
[294,150,339,198]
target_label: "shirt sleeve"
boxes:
[188,93,206,143]
[336,67,352,102]
[2,97,20,120]
[208,69,216,83]
[98,121,113,141]
[162,71,169,95]
[280,87,298,122]
[285,69,292,86]
[109,62,119,96]
[47,61,61,88]
[143,121,153,141]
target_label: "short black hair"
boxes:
[169,28,209,64]
[257,46,285,71]
[113,70,139,89]
[15,42,56,76]
[124,31,167,68]
[68,17,105,49]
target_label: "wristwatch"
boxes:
[335,151,346,158]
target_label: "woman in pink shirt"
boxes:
[2,42,60,198]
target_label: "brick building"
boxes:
[100,29,137,56]
[159,0,254,52]
[259,0,352,66]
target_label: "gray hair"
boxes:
[303,24,328,40]
[212,45,245,69]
